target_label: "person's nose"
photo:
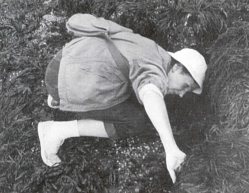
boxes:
[179,92,185,98]
[178,89,188,98]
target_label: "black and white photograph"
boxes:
[0,0,249,192]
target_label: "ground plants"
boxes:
[58,0,227,51]
[206,22,249,134]
[1,0,249,192]
[174,20,249,193]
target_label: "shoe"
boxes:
[38,121,64,166]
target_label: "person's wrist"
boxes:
[162,139,179,153]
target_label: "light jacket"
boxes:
[58,14,171,112]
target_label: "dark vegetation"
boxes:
[0,0,249,192]
[178,22,249,193]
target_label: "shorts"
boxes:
[53,95,156,139]
[45,50,156,139]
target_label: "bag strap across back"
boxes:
[101,33,129,80]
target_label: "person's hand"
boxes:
[166,148,186,183]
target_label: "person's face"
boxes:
[167,63,198,97]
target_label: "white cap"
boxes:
[168,48,207,94]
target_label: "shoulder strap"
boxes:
[102,33,129,80]
[66,14,130,80]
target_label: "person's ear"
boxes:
[172,63,182,72]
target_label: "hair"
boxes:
[170,57,189,75]
[170,57,199,88]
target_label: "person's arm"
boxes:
[138,83,186,183]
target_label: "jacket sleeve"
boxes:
[66,13,132,37]
[129,57,169,104]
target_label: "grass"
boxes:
[1,0,249,192]
[0,1,182,192]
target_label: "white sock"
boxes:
[52,120,79,140]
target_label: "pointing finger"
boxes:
[167,168,176,183]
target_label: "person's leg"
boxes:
[77,119,108,137]
[38,119,108,166]
[38,94,155,166]
[42,50,111,166]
